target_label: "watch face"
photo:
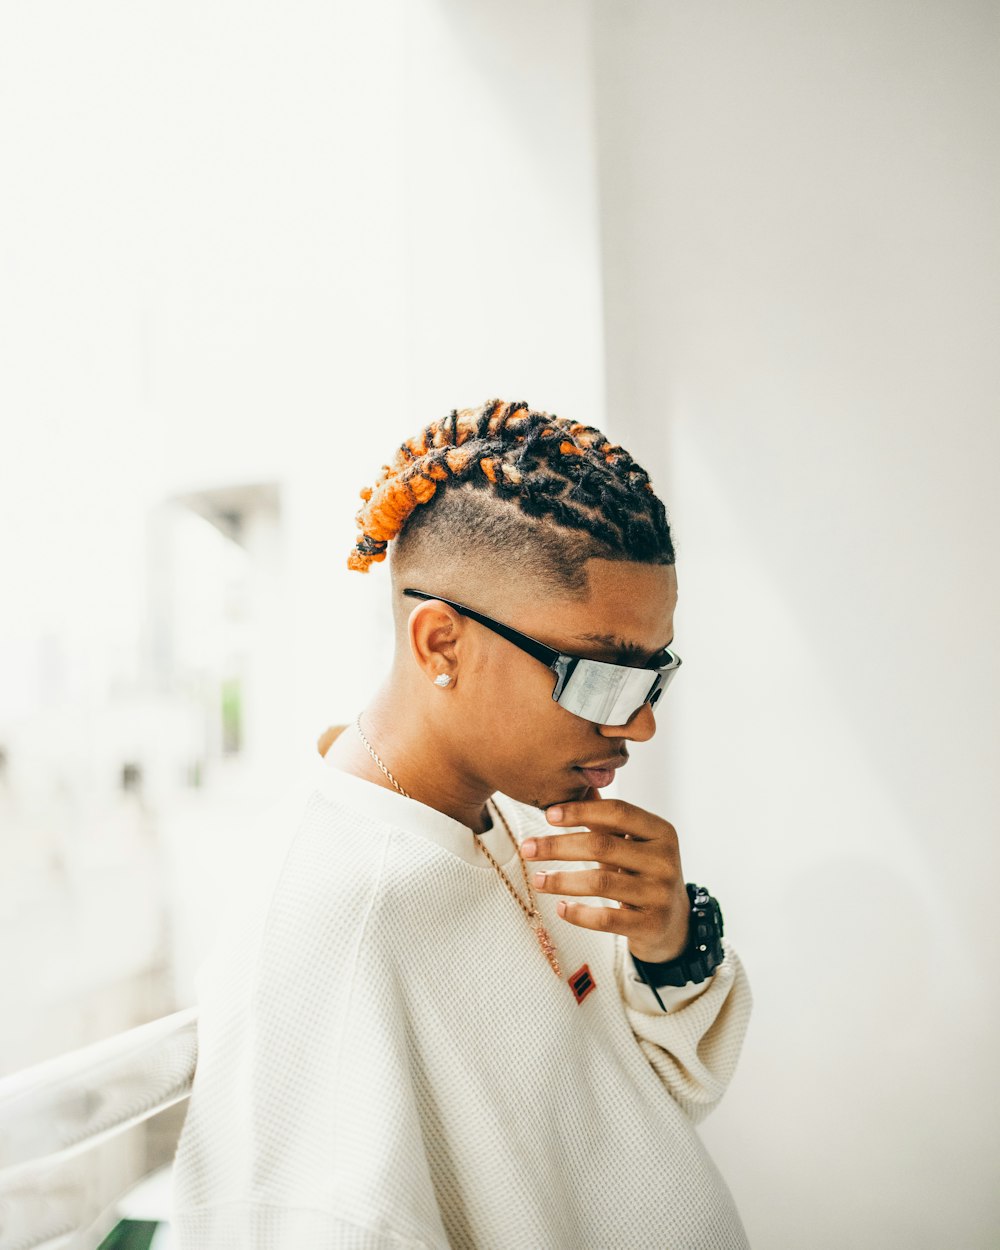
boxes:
[690,887,724,937]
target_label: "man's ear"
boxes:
[407,600,462,677]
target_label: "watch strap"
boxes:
[629,884,726,1008]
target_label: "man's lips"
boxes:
[574,760,626,789]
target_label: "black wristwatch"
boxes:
[629,884,725,1010]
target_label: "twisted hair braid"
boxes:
[347,398,675,581]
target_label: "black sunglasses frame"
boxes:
[401,587,681,717]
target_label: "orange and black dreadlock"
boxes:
[347,399,675,584]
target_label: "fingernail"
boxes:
[547,807,563,822]
[533,871,546,888]
[521,839,537,857]
[557,900,567,916]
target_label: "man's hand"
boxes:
[520,788,690,964]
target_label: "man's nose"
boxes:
[599,700,657,742]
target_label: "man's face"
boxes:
[443,558,678,810]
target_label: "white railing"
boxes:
[0,1008,197,1250]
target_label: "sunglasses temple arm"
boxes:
[402,589,561,668]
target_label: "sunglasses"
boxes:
[402,588,682,727]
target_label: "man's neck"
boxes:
[321,698,494,834]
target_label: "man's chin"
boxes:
[536,776,592,812]
[503,769,592,813]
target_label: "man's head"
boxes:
[346,399,678,811]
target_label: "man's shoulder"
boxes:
[197,775,396,978]
[255,783,400,928]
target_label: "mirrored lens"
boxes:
[557,659,663,726]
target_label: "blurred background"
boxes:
[1,1,997,1247]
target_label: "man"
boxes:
[172,399,753,1248]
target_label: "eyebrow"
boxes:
[571,631,675,664]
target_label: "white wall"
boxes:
[593,3,1000,1247]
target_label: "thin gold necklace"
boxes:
[354,712,561,977]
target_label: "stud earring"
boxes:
[434,673,453,687]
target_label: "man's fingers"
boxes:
[522,828,647,867]
[532,865,651,909]
[554,899,644,936]
[546,796,673,842]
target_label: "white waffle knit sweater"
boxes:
[171,750,753,1249]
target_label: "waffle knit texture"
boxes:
[171,750,753,1249]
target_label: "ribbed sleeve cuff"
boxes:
[616,938,719,1015]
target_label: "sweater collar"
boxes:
[313,752,526,870]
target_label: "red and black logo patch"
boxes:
[569,963,596,1004]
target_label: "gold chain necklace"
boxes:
[354,713,561,977]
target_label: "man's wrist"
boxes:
[628,886,692,963]
[629,884,726,990]
[628,932,688,965]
